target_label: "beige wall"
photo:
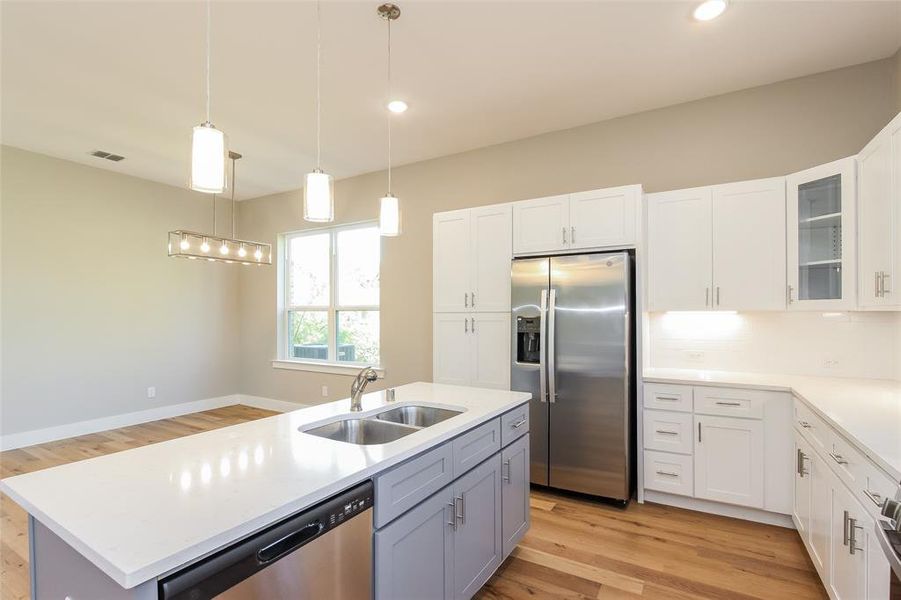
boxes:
[895,48,901,111]
[238,58,899,405]
[1,147,240,435]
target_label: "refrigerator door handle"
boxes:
[548,288,557,403]
[539,289,548,403]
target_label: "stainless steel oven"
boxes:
[877,487,901,599]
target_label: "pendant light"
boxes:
[378,3,402,237]
[170,151,272,266]
[191,0,227,194]
[304,1,335,222]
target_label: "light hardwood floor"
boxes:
[0,406,826,600]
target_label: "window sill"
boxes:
[271,360,385,378]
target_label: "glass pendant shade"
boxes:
[191,123,227,193]
[379,194,401,237]
[304,169,334,222]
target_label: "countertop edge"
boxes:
[3,395,530,589]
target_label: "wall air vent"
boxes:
[89,150,125,162]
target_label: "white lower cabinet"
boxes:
[433,313,511,389]
[694,415,764,508]
[830,484,868,600]
[808,440,832,577]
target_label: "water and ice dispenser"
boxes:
[516,315,541,364]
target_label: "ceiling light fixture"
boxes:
[387,99,408,113]
[378,3,402,237]
[693,0,727,21]
[304,1,335,222]
[191,0,227,194]
[170,152,272,266]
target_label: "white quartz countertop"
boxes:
[0,382,530,589]
[643,368,901,483]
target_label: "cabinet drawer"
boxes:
[793,399,830,452]
[693,386,766,419]
[374,442,455,529]
[643,383,692,412]
[642,410,693,455]
[453,418,501,478]
[500,404,529,448]
[861,461,896,519]
[643,450,693,497]
[827,431,867,491]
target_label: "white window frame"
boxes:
[273,221,383,376]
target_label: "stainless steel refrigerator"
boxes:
[511,252,633,501]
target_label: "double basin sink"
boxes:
[303,405,463,445]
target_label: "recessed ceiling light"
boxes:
[693,0,727,21]
[387,100,408,113]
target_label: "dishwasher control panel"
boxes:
[327,489,373,527]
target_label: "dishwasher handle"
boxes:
[257,521,324,563]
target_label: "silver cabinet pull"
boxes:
[562,227,567,245]
[787,284,794,304]
[447,501,458,530]
[454,496,464,526]
[843,510,850,546]
[656,471,679,478]
[471,292,476,308]
[464,292,469,308]
[459,494,465,525]
[829,452,849,466]
[883,272,891,295]
[864,489,885,508]
[656,395,679,402]
[512,417,527,429]
[876,272,881,298]
[502,459,511,483]
[716,286,721,306]
[571,226,575,244]
[698,422,702,443]
[796,449,809,477]
[715,401,742,407]
[655,430,678,436]
[798,420,811,429]
[464,318,468,333]
[705,287,709,306]
[471,317,475,333]
[849,515,864,555]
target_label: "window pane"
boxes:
[337,311,379,364]
[289,233,330,306]
[337,227,380,306]
[289,311,328,360]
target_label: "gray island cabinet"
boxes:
[374,406,530,600]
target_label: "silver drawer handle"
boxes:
[829,452,849,465]
[511,417,527,429]
[656,395,679,402]
[715,401,742,407]
[447,502,457,530]
[863,489,885,508]
[655,430,678,436]
[502,459,511,483]
[656,471,679,478]
[798,420,811,428]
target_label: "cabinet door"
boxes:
[830,485,868,600]
[374,486,455,600]
[694,415,764,508]
[471,313,511,390]
[433,314,471,385]
[453,454,503,600]
[470,204,512,312]
[793,434,812,539]
[647,187,713,311]
[786,157,857,310]
[808,449,832,578]
[858,117,897,308]
[712,178,786,310]
[434,210,472,312]
[867,525,891,600]
[569,185,639,250]
[501,435,530,558]
[512,195,569,255]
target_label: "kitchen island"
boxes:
[0,382,531,599]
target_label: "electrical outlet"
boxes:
[823,359,839,370]
[146,386,156,399]
[685,350,705,363]
[321,385,328,397]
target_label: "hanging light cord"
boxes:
[315,0,322,171]
[231,157,237,238]
[212,193,217,236]
[205,0,211,123]
[386,15,392,194]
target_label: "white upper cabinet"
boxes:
[432,313,511,390]
[569,185,640,250]
[512,186,640,255]
[433,204,511,313]
[858,112,900,309]
[711,177,786,311]
[647,187,713,311]
[511,195,569,255]
[786,157,857,310]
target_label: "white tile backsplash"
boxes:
[648,311,901,380]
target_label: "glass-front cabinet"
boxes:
[786,157,857,310]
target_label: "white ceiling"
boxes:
[3,1,900,199]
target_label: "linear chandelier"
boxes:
[169,152,272,265]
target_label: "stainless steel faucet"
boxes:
[350,367,378,412]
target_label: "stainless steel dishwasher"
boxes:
[159,480,373,600]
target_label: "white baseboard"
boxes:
[0,395,240,451]
[238,395,309,413]
[642,490,795,529]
